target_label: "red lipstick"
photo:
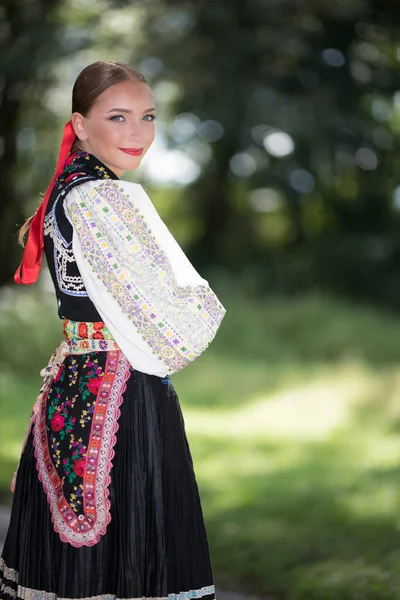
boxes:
[120,148,144,156]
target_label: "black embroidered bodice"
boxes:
[44,152,119,321]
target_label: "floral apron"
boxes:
[12,320,131,547]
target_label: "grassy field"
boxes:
[2,285,400,599]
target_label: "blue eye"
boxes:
[143,114,156,122]
[110,115,125,122]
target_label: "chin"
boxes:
[121,156,142,172]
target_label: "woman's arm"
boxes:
[65,179,226,376]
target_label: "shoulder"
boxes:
[65,179,147,206]
[72,178,144,195]
[66,179,161,227]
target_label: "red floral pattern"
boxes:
[45,354,104,501]
[87,377,103,395]
[50,412,65,432]
[73,458,86,477]
[33,349,131,547]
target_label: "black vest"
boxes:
[43,152,118,321]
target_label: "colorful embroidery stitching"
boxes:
[63,319,119,352]
[10,322,120,495]
[33,349,131,547]
[67,180,226,374]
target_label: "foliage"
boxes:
[2,0,400,307]
[131,0,400,307]
[0,0,134,286]
[0,0,64,284]
[292,563,398,600]
[3,288,400,597]
[2,2,400,597]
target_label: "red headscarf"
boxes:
[14,121,76,285]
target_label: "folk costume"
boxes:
[0,122,226,600]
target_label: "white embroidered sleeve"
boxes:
[64,179,226,377]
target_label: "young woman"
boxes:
[0,61,225,600]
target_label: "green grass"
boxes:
[2,286,400,598]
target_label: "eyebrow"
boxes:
[106,107,156,114]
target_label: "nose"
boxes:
[128,120,143,145]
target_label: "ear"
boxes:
[71,112,88,141]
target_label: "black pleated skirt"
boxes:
[0,358,215,600]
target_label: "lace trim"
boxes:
[0,560,215,600]
[44,201,88,297]
[10,332,120,495]
[33,350,131,546]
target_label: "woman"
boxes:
[0,61,225,600]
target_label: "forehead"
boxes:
[92,80,154,112]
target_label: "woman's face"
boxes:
[72,80,156,177]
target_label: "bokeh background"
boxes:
[1,0,400,598]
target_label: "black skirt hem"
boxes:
[0,558,215,600]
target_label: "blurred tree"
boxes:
[0,0,66,285]
[0,0,133,286]
[2,0,400,308]
[134,0,400,305]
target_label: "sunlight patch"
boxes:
[185,364,378,441]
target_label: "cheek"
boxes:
[144,126,155,148]
[92,122,119,146]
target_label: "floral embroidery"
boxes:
[67,180,226,374]
[55,151,112,190]
[63,319,119,353]
[50,412,66,432]
[10,321,120,495]
[33,348,131,547]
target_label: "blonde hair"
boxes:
[18,215,35,246]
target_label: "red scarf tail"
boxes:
[14,121,76,285]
